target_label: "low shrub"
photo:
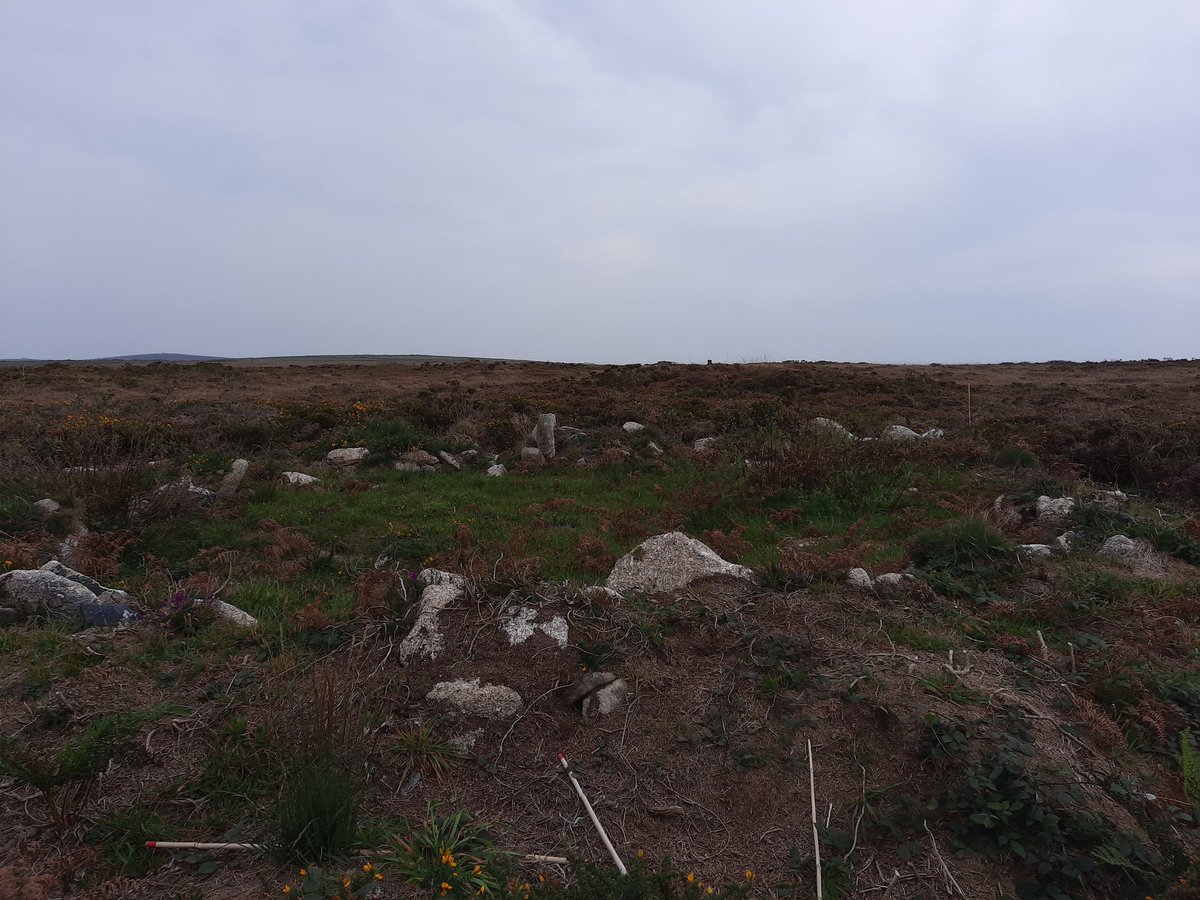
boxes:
[994,446,1041,469]
[909,519,1013,568]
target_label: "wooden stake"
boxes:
[559,753,627,874]
[808,739,823,900]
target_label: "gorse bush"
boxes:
[384,806,513,897]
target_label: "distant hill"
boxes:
[0,353,535,367]
[93,353,229,362]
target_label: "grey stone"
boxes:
[1036,496,1076,523]
[33,499,61,515]
[394,462,432,473]
[535,413,557,458]
[397,569,467,662]
[873,572,917,598]
[281,471,319,485]
[622,421,646,433]
[520,447,545,464]
[218,459,249,498]
[882,425,920,441]
[693,437,717,451]
[811,417,855,441]
[501,606,568,648]
[920,428,946,440]
[647,441,664,457]
[583,679,629,718]
[1,564,130,621]
[427,678,522,720]
[0,608,22,626]
[1055,531,1082,554]
[564,671,619,706]
[485,464,507,477]
[1018,544,1055,559]
[1092,490,1129,511]
[1098,534,1141,561]
[605,532,754,595]
[460,449,478,460]
[327,447,369,466]
[438,451,462,471]
[556,426,588,445]
[846,568,873,589]
[212,599,257,628]
[400,450,440,466]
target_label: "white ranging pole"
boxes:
[559,753,627,875]
[808,739,823,900]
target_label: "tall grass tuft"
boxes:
[271,663,371,863]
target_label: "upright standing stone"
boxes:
[536,414,557,458]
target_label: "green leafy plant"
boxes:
[391,721,466,783]
[383,805,513,897]
[278,863,384,898]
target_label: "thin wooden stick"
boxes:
[808,739,823,900]
[559,753,627,874]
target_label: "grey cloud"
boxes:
[1,1,1196,362]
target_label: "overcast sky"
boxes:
[1,2,1197,363]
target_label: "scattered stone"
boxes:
[327,447,369,466]
[397,569,467,662]
[394,462,434,473]
[647,441,664,457]
[564,671,618,706]
[33,499,61,515]
[400,450,440,466]
[990,494,1021,529]
[501,607,568,648]
[76,602,137,627]
[920,428,946,440]
[693,437,717,451]
[1,562,131,622]
[1036,496,1076,523]
[281,471,319,486]
[212,600,257,628]
[846,568,873,590]
[1018,544,1055,559]
[605,532,754,595]
[622,421,646,433]
[460,449,478,460]
[556,426,588,445]
[873,572,917,598]
[1098,535,1142,561]
[1093,490,1129,511]
[218,459,249,498]
[882,425,920,441]
[438,451,462,471]
[447,729,483,753]
[485,464,507,477]
[520,447,545,464]
[535,413,557,458]
[0,608,22,626]
[584,679,628,718]
[1055,531,1082,554]
[811,417,855,441]
[575,457,591,467]
[427,678,523,720]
